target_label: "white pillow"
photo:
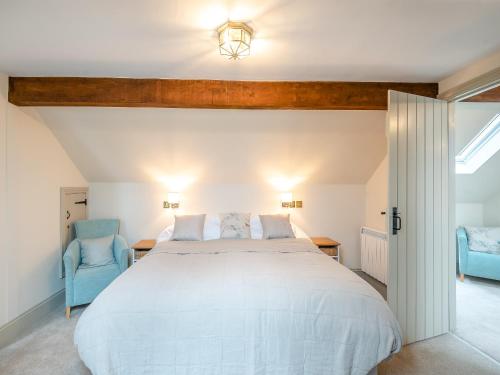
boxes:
[292,223,309,239]
[157,225,174,243]
[250,214,264,239]
[204,215,221,240]
[250,214,308,239]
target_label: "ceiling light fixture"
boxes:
[217,21,253,60]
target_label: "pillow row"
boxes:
[163,213,297,241]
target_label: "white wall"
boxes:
[38,108,387,185]
[0,74,87,328]
[364,155,388,232]
[39,107,387,271]
[89,182,366,269]
[456,203,484,227]
[0,76,8,326]
[484,191,500,226]
[0,89,386,326]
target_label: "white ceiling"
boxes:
[1,0,499,81]
[455,102,500,203]
[34,108,387,185]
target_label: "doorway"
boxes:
[454,86,500,362]
[386,74,500,348]
[60,187,88,278]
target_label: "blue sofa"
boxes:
[63,219,129,318]
[456,227,500,282]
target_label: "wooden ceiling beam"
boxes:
[462,85,500,102]
[8,77,438,110]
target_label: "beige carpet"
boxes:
[1,305,499,375]
[354,271,387,300]
[456,276,500,363]
[0,306,90,375]
[378,334,500,375]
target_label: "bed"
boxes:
[75,233,402,375]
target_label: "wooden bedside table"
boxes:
[311,237,341,262]
[132,239,156,263]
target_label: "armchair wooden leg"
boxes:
[65,306,71,319]
[459,273,465,282]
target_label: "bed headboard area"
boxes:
[38,107,388,270]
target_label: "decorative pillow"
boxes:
[171,214,206,241]
[220,213,251,239]
[259,214,296,239]
[80,235,115,267]
[465,227,500,254]
[251,214,308,239]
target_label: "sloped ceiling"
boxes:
[35,108,387,185]
[455,102,500,203]
[1,0,499,81]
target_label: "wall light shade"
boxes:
[281,192,293,204]
[164,192,180,209]
[217,21,253,60]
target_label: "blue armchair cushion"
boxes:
[464,226,500,255]
[74,219,120,240]
[73,262,121,305]
[80,235,115,267]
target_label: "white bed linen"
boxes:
[75,239,401,375]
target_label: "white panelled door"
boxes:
[387,91,455,345]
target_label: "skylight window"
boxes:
[456,114,500,174]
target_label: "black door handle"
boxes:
[392,207,402,235]
[74,199,87,206]
[66,210,70,220]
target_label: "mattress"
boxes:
[75,238,402,375]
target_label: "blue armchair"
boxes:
[63,219,129,318]
[457,227,500,282]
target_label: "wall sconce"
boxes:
[281,192,303,208]
[163,192,180,209]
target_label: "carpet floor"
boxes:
[456,276,500,363]
[354,271,387,300]
[1,303,500,374]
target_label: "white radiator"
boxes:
[360,227,388,284]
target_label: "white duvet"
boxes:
[75,239,402,375]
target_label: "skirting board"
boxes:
[0,289,64,350]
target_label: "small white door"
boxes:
[387,91,455,344]
[60,187,88,278]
